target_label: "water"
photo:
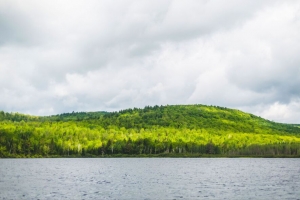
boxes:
[0,158,300,200]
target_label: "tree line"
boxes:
[1,105,300,157]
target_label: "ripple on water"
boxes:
[1,158,300,199]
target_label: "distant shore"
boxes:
[2,153,300,158]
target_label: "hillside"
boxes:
[1,104,300,157]
[97,105,300,134]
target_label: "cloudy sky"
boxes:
[1,0,300,123]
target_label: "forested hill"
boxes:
[96,105,300,135]
[1,104,300,157]
[2,105,298,134]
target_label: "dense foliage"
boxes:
[1,105,300,157]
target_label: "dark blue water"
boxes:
[0,158,300,199]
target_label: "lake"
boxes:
[0,158,300,199]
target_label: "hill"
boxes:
[1,104,300,157]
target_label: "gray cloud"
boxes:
[0,0,300,123]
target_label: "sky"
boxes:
[0,0,300,123]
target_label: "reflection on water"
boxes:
[1,158,300,199]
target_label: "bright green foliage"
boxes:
[0,105,300,157]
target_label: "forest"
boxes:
[1,104,300,158]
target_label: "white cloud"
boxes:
[0,0,300,123]
[247,100,300,124]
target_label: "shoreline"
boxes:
[2,153,300,158]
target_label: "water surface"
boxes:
[1,158,300,199]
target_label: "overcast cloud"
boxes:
[1,0,300,123]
